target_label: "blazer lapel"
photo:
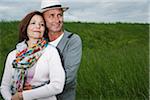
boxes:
[57,30,71,53]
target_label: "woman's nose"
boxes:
[36,24,40,28]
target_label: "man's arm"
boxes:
[63,34,82,86]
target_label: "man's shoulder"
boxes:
[57,30,82,51]
[64,30,81,41]
[63,30,82,48]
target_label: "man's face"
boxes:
[43,8,63,33]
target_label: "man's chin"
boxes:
[51,28,62,33]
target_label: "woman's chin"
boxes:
[31,36,43,39]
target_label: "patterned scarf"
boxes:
[11,38,48,95]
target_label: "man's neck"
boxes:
[48,31,63,41]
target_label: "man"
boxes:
[41,0,82,100]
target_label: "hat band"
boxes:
[42,5,62,9]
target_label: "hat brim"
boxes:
[41,7,69,13]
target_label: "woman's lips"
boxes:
[33,31,41,33]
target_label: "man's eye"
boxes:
[58,14,63,16]
[49,14,54,18]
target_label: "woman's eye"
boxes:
[40,23,44,26]
[30,22,35,24]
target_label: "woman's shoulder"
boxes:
[5,49,17,61]
[7,49,16,57]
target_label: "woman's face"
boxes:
[27,15,45,40]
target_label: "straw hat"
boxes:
[41,0,69,12]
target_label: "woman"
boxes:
[0,11,65,100]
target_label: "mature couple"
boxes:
[0,0,82,100]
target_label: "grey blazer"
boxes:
[56,30,82,100]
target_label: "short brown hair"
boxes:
[19,11,48,42]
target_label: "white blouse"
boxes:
[0,45,65,100]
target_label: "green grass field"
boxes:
[0,21,149,100]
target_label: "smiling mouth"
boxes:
[33,31,41,33]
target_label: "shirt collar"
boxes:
[49,33,64,47]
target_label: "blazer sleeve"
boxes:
[64,34,82,86]
[22,46,65,100]
[0,51,15,100]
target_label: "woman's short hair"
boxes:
[19,11,48,42]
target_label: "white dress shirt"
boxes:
[49,33,64,47]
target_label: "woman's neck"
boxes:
[27,39,38,48]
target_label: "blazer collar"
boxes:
[57,30,71,53]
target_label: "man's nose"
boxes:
[54,16,59,22]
